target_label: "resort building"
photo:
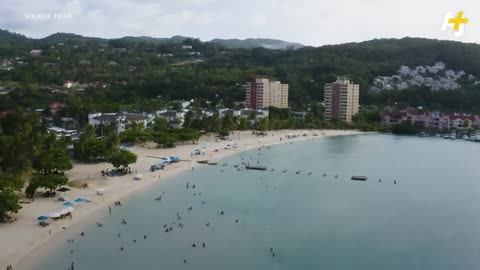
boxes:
[156,110,185,129]
[88,112,153,134]
[324,77,360,122]
[381,107,480,130]
[218,108,269,120]
[245,78,288,109]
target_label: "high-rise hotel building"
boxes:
[245,78,288,109]
[324,77,359,122]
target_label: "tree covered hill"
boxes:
[1,29,480,112]
[210,38,304,49]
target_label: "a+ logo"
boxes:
[441,11,469,37]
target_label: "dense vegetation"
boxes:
[1,29,480,113]
[0,111,73,221]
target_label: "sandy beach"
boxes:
[0,129,363,269]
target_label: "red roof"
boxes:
[50,102,66,108]
[0,111,12,119]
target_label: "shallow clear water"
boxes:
[33,134,480,270]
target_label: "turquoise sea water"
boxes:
[32,134,480,270]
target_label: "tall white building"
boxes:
[245,78,288,109]
[324,77,360,123]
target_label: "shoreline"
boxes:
[1,129,364,269]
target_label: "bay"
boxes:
[33,134,480,270]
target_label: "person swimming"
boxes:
[122,219,127,225]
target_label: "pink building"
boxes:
[382,108,480,130]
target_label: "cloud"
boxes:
[0,0,478,45]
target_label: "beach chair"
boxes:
[39,221,50,227]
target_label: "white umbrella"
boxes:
[61,207,74,215]
[96,188,105,195]
[49,212,61,218]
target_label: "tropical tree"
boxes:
[75,125,115,161]
[0,191,21,222]
[151,132,177,148]
[151,117,168,132]
[27,133,73,198]
[255,118,269,132]
[108,150,137,170]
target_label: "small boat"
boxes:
[197,160,209,164]
[463,135,469,140]
[207,162,218,166]
[351,176,367,181]
[443,134,450,139]
[246,165,267,171]
[420,132,428,137]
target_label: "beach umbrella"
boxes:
[97,188,105,193]
[61,207,74,215]
[57,187,71,192]
[74,197,91,203]
[63,202,74,207]
[49,212,61,218]
[37,216,49,221]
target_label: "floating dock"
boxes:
[351,176,367,181]
[246,165,268,171]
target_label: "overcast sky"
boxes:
[0,0,478,46]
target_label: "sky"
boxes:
[0,0,479,46]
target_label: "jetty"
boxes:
[245,165,268,171]
[351,176,367,181]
